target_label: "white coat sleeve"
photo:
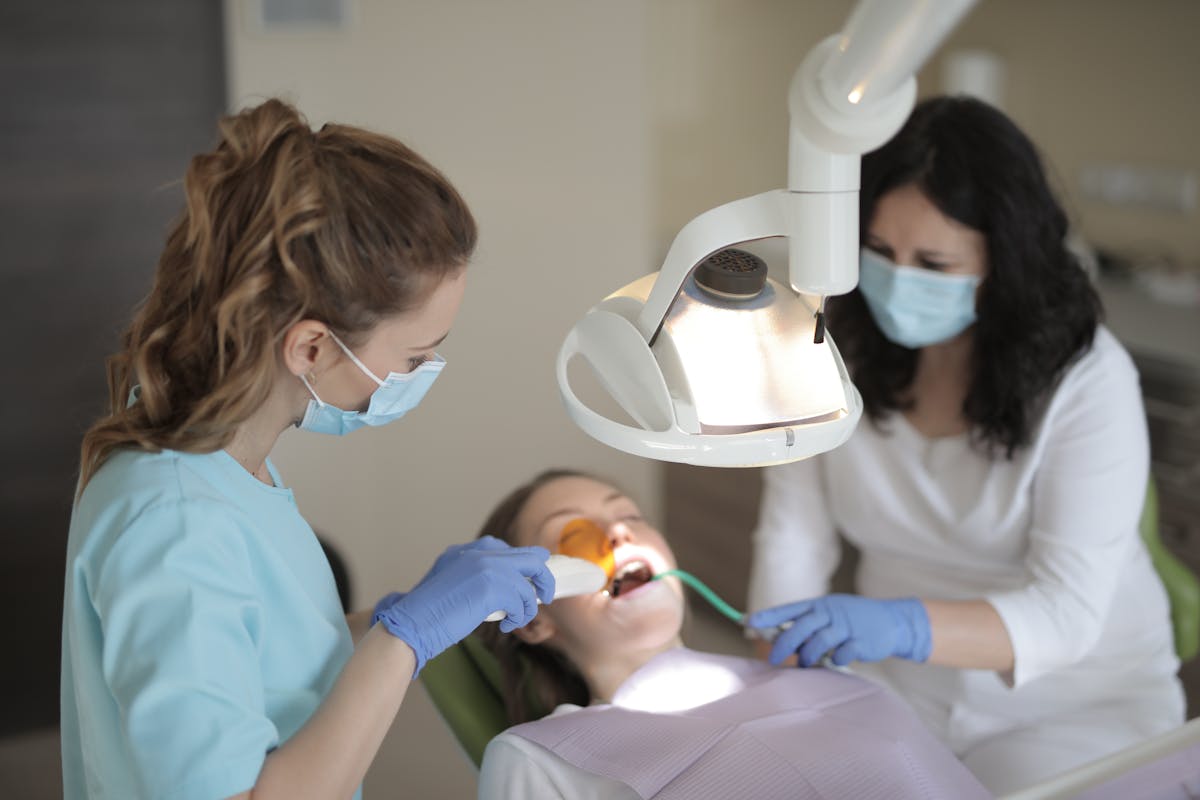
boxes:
[985,335,1150,687]
[747,455,840,615]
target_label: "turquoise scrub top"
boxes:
[61,448,359,800]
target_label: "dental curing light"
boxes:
[557,0,977,467]
[484,555,608,623]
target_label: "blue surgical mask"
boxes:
[297,331,445,436]
[857,248,981,349]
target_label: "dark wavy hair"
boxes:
[828,95,1100,457]
[474,469,596,724]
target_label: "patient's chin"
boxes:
[606,581,685,647]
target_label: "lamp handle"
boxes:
[633,190,794,343]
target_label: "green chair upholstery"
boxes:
[419,633,512,767]
[1140,477,1200,663]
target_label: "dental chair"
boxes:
[1140,477,1200,663]
[419,631,526,767]
[420,478,1199,770]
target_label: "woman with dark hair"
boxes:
[474,470,989,799]
[746,95,1184,794]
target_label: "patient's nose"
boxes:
[608,521,636,547]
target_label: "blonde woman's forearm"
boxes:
[226,624,416,800]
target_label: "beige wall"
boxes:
[224,0,1195,796]
[648,0,1200,267]
[926,0,1200,264]
[225,1,656,796]
[648,1,850,250]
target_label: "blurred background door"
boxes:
[0,0,224,749]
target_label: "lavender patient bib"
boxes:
[507,648,989,800]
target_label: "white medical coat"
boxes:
[748,326,1184,792]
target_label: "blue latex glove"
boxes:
[746,594,932,668]
[374,536,554,674]
[373,591,406,620]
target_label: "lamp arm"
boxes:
[786,0,977,296]
[634,0,979,338]
[821,0,978,116]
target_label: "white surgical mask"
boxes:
[297,330,445,436]
[857,248,981,349]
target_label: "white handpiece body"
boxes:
[484,554,608,623]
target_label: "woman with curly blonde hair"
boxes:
[61,98,553,800]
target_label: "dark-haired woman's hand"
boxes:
[747,594,931,668]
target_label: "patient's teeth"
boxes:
[616,560,648,579]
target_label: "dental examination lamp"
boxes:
[557,0,977,467]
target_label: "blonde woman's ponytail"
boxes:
[79,98,476,489]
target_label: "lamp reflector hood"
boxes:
[557,247,862,468]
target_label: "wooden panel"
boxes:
[0,0,225,735]
[663,463,858,617]
[663,465,763,611]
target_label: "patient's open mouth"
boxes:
[610,559,654,598]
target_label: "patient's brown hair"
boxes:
[475,469,598,724]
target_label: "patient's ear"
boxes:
[512,612,555,645]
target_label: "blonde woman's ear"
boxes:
[511,612,555,645]
[281,319,333,377]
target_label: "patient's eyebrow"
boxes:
[534,507,582,536]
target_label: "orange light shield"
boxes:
[555,518,615,580]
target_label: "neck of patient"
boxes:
[576,634,684,705]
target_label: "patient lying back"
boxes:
[474,470,990,800]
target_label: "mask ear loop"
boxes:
[299,374,325,406]
[327,329,385,387]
